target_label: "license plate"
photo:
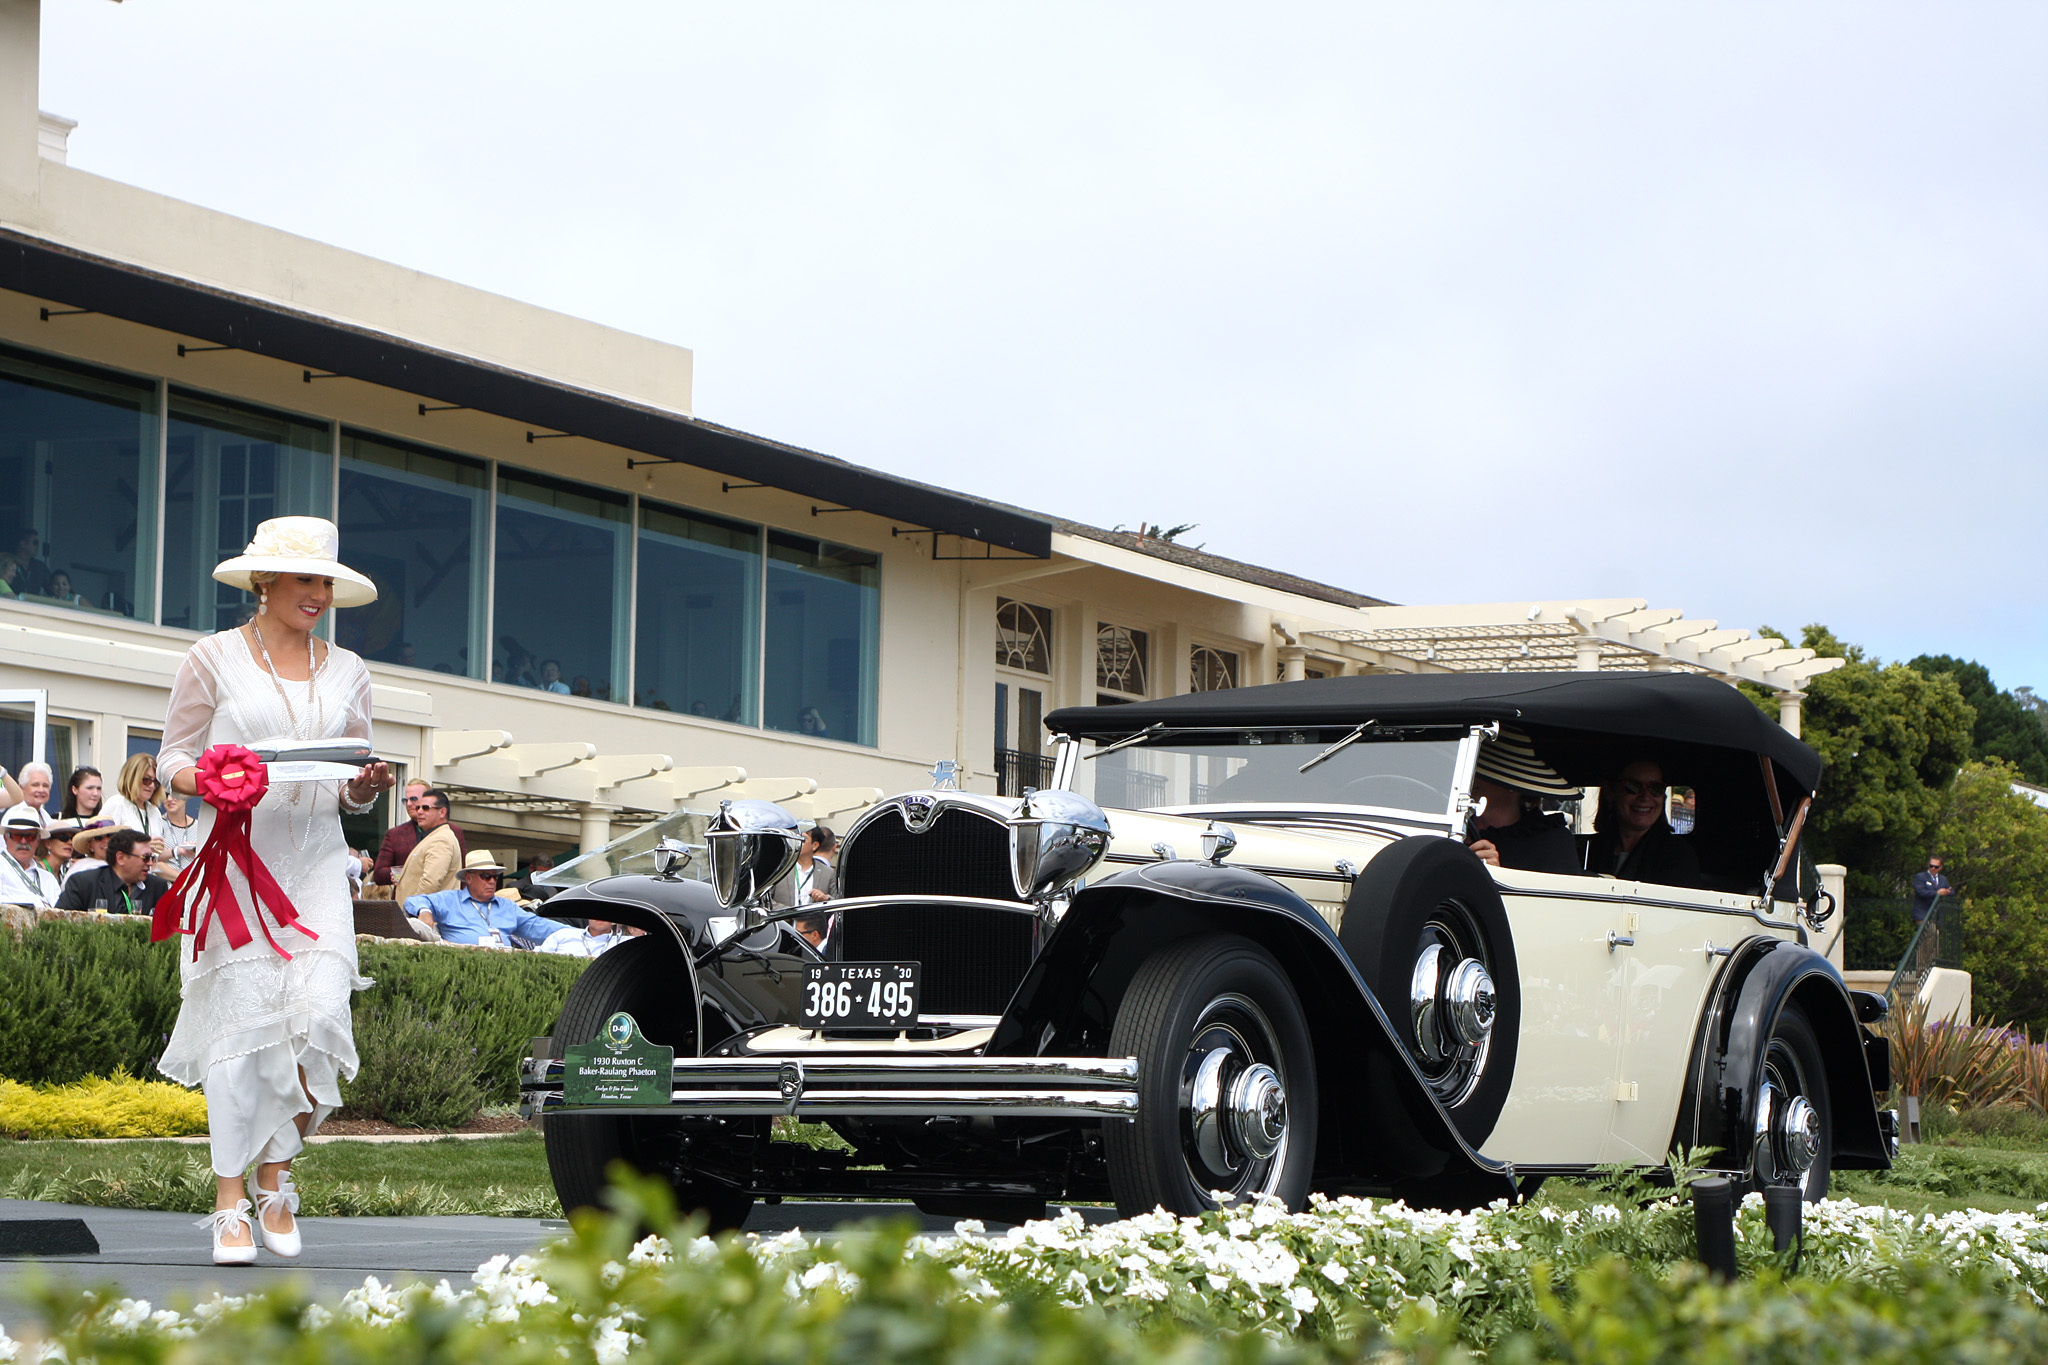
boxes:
[802,961,920,1028]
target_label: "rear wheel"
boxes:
[1754,1002,1833,1202]
[543,936,755,1230]
[1104,934,1318,1217]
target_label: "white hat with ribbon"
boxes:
[213,517,378,608]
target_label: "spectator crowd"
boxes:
[4,755,845,962]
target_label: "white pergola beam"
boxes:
[432,729,513,766]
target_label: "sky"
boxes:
[38,2,2048,692]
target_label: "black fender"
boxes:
[1673,936,1890,1172]
[988,859,1520,1209]
[533,875,708,1055]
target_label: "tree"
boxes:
[1750,625,1975,895]
[1935,760,2048,1030]
[1907,655,2048,785]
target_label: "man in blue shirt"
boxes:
[406,850,568,949]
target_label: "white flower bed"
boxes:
[6,1192,2048,1359]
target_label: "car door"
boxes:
[1601,881,1767,1164]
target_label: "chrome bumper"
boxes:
[518,1054,1140,1121]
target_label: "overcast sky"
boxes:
[40,2,2048,693]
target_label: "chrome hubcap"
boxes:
[1179,995,1289,1195]
[1406,905,1495,1105]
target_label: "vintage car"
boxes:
[520,671,1895,1227]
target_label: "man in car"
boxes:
[1464,728,1581,874]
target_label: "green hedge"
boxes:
[0,920,584,1118]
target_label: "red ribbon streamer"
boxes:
[151,744,319,962]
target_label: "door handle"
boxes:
[1607,931,1635,953]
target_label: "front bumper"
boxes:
[518,1054,1139,1121]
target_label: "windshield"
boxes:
[1073,730,1463,819]
[536,807,712,889]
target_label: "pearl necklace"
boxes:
[249,622,326,852]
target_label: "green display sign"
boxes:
[562,1012,676,1107]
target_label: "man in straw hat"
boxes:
[0,803,59,905]
[1465,727,1583,875]
[405,849,569,949]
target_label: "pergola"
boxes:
[1301,599,1843,736]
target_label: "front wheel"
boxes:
[1104,934,1318,1217]
[1754,1002,1833,1202]
[544,936,755,1231]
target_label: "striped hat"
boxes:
[1473,727,1582,798]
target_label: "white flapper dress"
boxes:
[156,629,374,1177]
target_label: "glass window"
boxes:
[996,599,1053,674]
[764,531,878,745]
[335,433,489,676]
[495,469,630,699]
[161,390,331,634]
[635,501,760,721]
[1097,623,1148,696]
[1191,644,1240,693]
[0,343,157,619]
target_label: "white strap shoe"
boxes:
[199,1200,258,1265]
[247,1170,303,1259]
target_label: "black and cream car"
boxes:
[521,671,1894,1227]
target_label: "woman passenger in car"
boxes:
[1464,727,1582,875]
[1584,759,1701,886]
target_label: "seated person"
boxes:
[404,851,569,948]
[1466,728,1581,875]
[538,917,640,957]
[56,828,170,915]
[1584,760,1701,886]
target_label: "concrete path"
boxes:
[0,1198,1119,1332]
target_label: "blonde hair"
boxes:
[116,752,161,810]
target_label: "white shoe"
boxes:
[247,1170,302,1259]
[199,1200,258,1265]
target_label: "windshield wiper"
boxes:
[1085,723,1172,759]
[1298,720,1375,774]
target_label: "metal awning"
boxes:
[1310,600,1843,692]
[0,230,1051,557]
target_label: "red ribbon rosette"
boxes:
[151,743,319,961]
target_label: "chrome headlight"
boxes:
[706,800,803,909]
[1008,789,1110,901]
[651,838,693,880]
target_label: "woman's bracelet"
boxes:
[339,785,379,815]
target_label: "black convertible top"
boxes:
[1046,671,1822,792]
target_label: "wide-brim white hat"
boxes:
[213,517,378,608]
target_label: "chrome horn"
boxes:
[1007,788,1111,902]
[706,799,803,914]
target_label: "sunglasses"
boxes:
[1617,779,1667,798]
[472,871,503,883]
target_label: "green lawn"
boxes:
[6,1110,2048,1221]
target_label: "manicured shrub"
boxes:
[0,918,585,1122]
[0,1070,208,1138]
[341,996,487,1129]
[0,920,181,1085]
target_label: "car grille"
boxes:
[838,806,1035,1016]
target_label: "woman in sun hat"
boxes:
[154,516,395,1265]
[1464,726,1583,875]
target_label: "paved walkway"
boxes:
[0,1198,1118,1331]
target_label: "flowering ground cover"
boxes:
[8,1172,2048,1363]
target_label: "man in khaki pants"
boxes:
[394,789,461,905]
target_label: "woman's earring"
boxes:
[257,589,268,617]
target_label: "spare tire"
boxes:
[1340,836,1519,1147]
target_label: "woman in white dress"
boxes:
[156,517,393,1264]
